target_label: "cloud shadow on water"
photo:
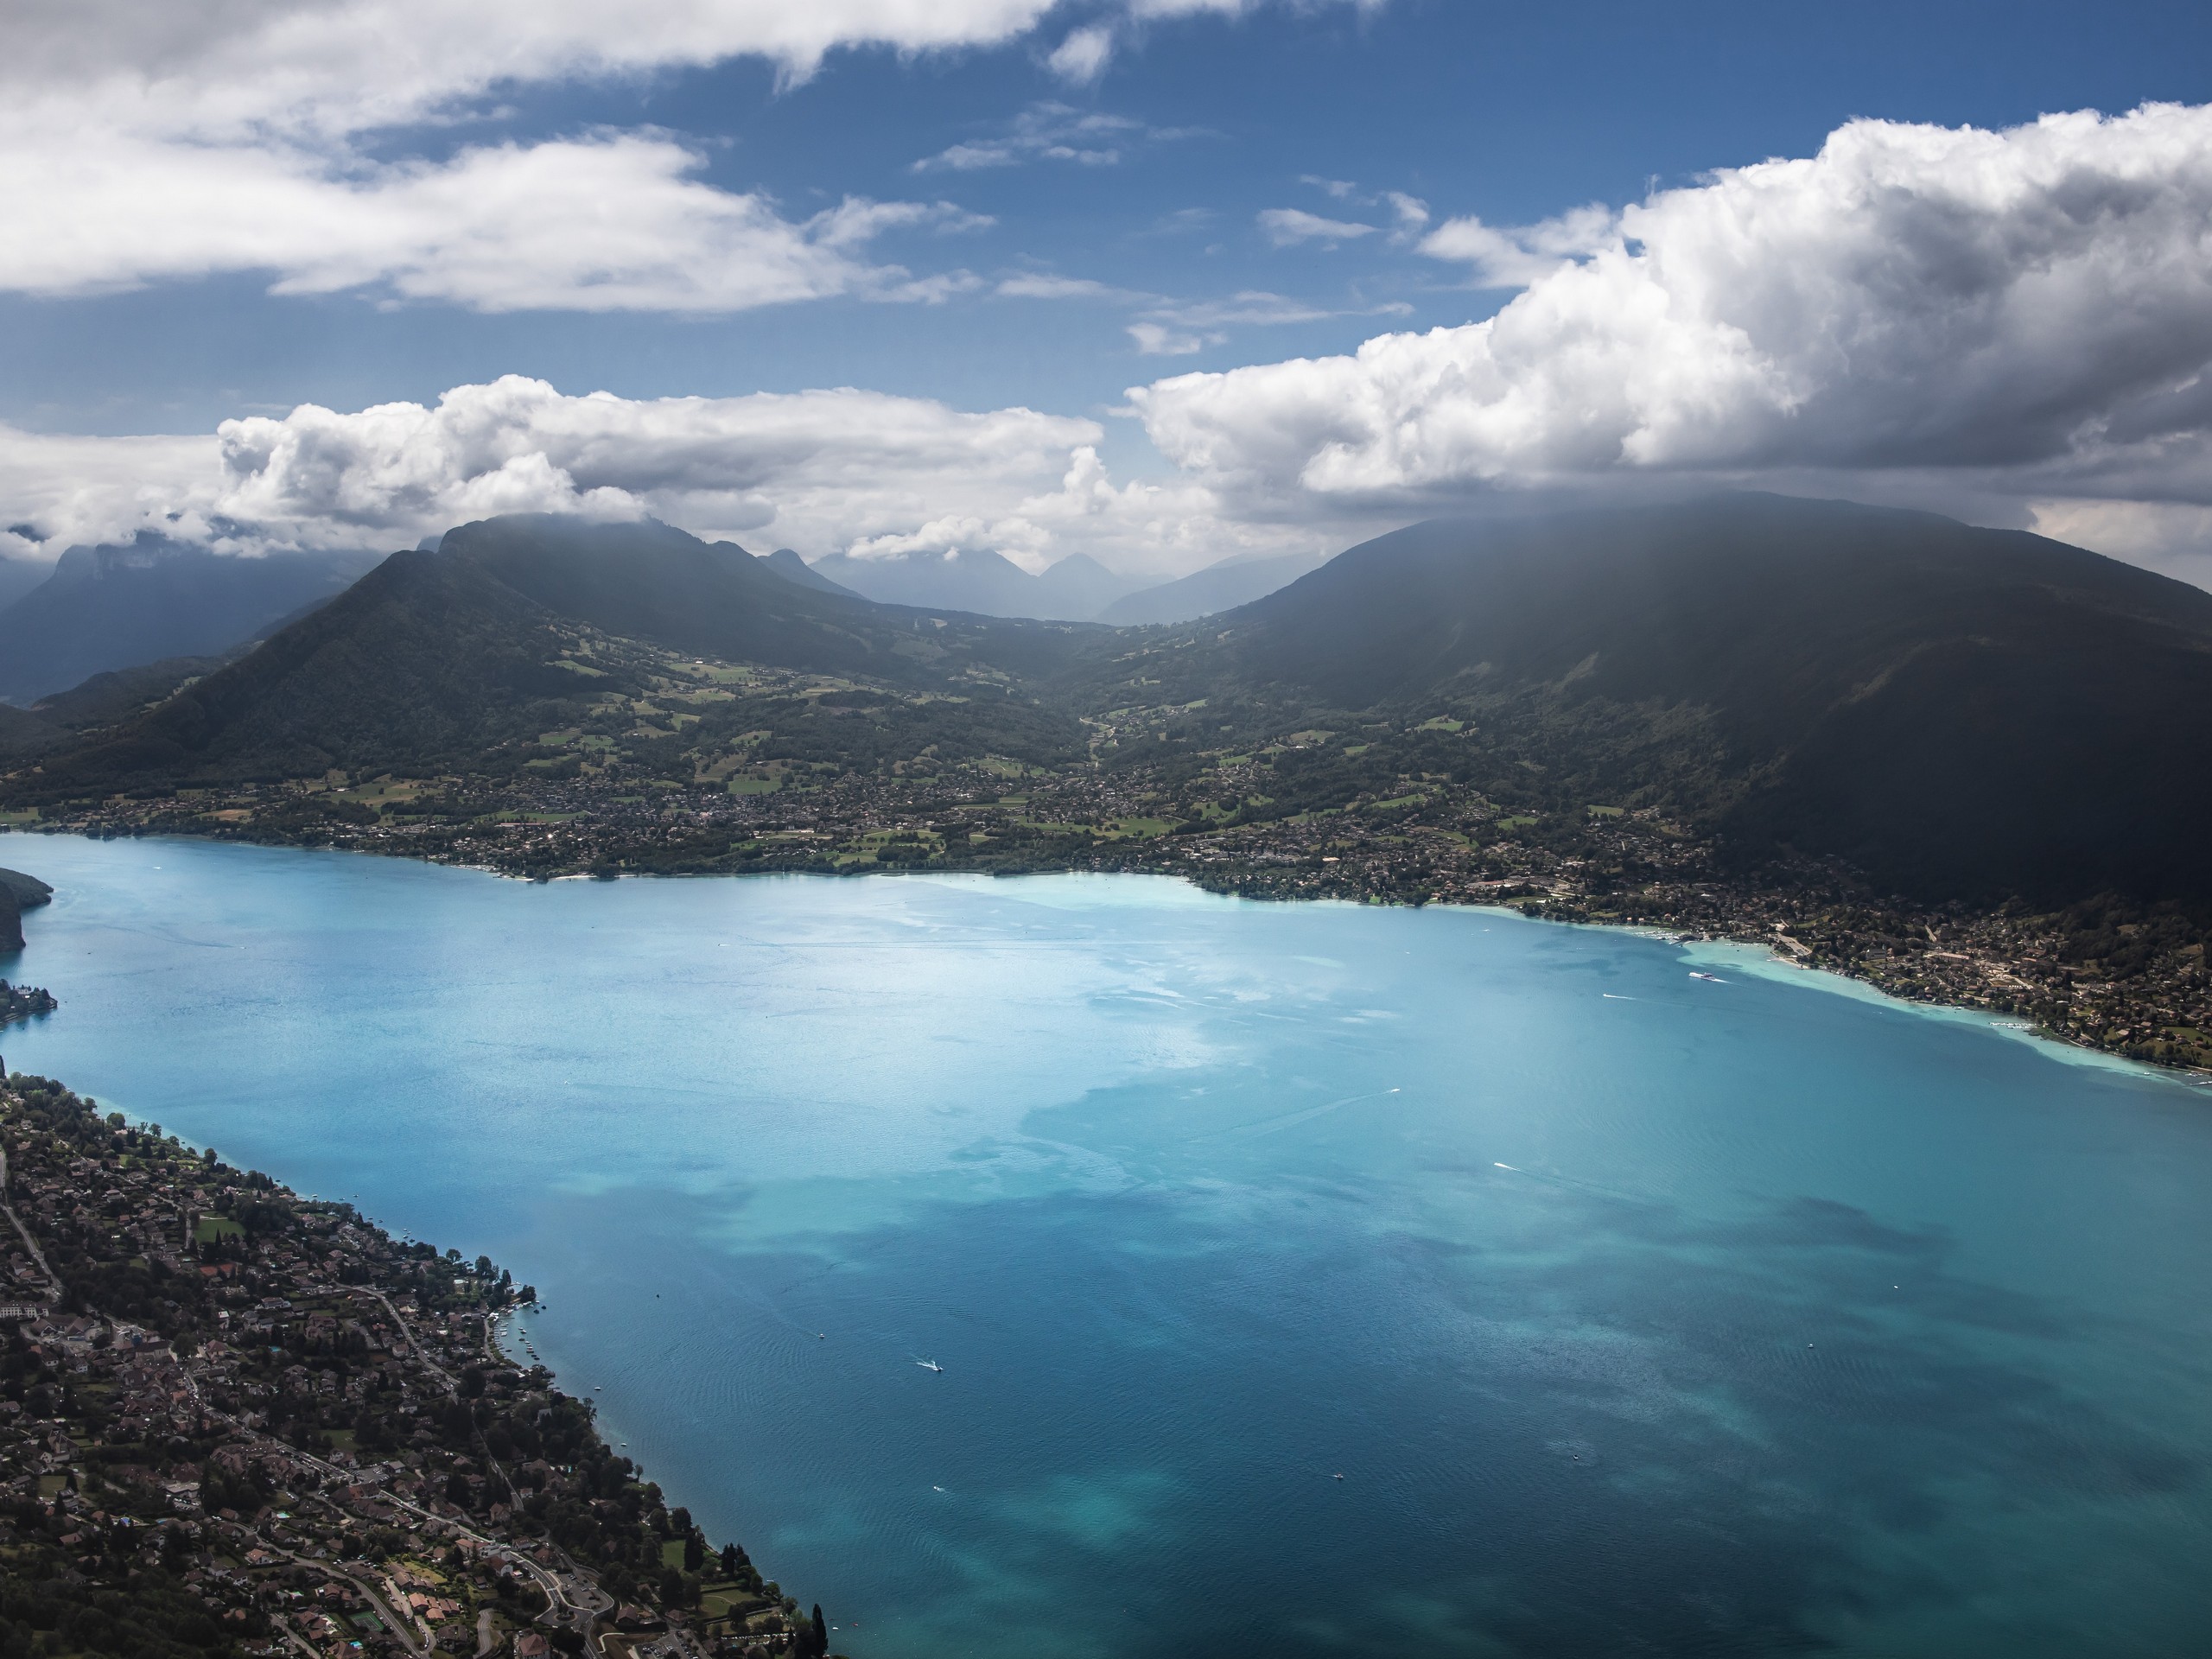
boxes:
[514,1169,2209,1659]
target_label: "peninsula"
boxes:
[0,1068,838,1659]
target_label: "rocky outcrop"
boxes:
[0,870,52,911]
[0,871,50,954]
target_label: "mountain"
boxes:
[441,515,1081,680]
[1032,553,1133,620]
[760,547,855,596]
[0,533,380,704]
[12,496,2211,921]
[1103,495,2212,909]
[10,515,1096,795]
[1098,551,1326,626]
[35,654,238,728]
[0,553,48,613]
[804,546,1135,620]
[0,705,56,762]
[0,655,238,763]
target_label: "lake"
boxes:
[3,833,2209,1657]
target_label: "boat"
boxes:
[917,1358,944,1373]
[1688,970,1726,982]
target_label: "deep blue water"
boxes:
[3,834,2210,1657]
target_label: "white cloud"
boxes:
[1257,208,1378,247]
[1132,103,2212,548]
[0,376,1314,582]
[1417,203,1618,287]
[24,103,2212,595]
[0,126,988,312]
[1,0,1364,312]
[1384,191,1430,237]
[1047,26,1116,86]
[0,2,1070,139]
[0,427,221,563]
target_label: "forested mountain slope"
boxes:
[10,496,2210,918]
[1090,497,2212,906]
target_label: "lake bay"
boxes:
[3,834,2209,1656]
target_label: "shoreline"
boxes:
[8,817,2208,1090]
[0,1061,836,1659]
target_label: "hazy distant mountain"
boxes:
[760,547,856,596]
[0,533,380,704]
[0,553,48,613]
[1031,553,1132,620]
[805,547,1136,620]
[1098,551,1327,626]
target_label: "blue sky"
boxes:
[5,0,2212,583]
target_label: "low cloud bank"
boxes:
[0,378,1281,582]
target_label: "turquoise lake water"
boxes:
[3,834,2210,1656]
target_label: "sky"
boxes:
[5,0,2212,585]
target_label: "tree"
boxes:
[683,1533,703,1573]
[657,1567,683,1607]
[807,1605,829,1658]
[718,1542,745,1579]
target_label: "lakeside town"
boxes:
[10,731,2208,1082]
[0,1067,836,1659]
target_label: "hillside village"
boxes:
[0,1070,835,1659]
[13,699,2209,1081]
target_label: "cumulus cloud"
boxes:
[0,377,1309,582]
[20,103,2212,592]
[1132,103,2212,546]
[0,427,221,563]
[0,0,1357,312]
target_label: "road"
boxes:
[0,1147,60,1303]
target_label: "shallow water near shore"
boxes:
[5,833,2211,1657]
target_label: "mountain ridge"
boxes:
[8,496,2209,921]
[0,533,380,705]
